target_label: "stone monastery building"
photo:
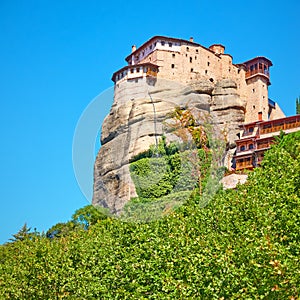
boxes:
[110,35,300,172]
[112,35,285,124]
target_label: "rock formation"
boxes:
[93,78,246,214]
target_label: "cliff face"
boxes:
[92,78,246,213]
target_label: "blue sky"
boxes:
[0,0,299,243]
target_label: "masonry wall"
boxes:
[115,38,287,124]
[244,77,269,122]
[137,42,250,110]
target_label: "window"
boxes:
[191,68,194,72]
[186,47,189,51]
[195,56,197,60]
[171,64,175,69]
[252,88,255,93]
[207,62,210,66]
[130,69,134,73]
[240,145,246,151]
[253,105,256,109]
[136,67,140,73]
[169,42,172,47]
[249,127,254,133]
[161,41,165,46]
[172,53,175,58]
[190,57,192,63]
[196,49,199,53]
[149,45,152,50]
[205,70,208,74]
[249,144,254,150]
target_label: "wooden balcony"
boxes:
[260,121,300,135]
[236,160,254,171]
[245,69,269,79]
[146,69,158,77]
[257,142,270,150]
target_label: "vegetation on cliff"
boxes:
[0,132,299,299]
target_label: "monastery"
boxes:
[111,35,300,170]
[112,35,285,123]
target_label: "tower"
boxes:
[243,57,272,123]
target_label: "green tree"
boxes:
[1,132,299,299]
[9,223,31,242]
[72,205,108,229]
[46,221,78,238]
[296,96,300,114]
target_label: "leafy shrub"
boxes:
[0,132,299,299]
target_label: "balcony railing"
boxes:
[146,70,158,77]
[245,69,269,79]
[260,121,300,134]
[257,142,270,150]
[236,160,254,170]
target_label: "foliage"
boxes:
[46,205,108,238]
[0,133,299,299]
[46,221,80,239]
[9,223,39,242]
[167,106,210,150]
[296,96,300,115]
[130,135,179,163]
[72,204,108,229]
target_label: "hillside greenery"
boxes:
[123,134,214,222]
[0,131,299,299]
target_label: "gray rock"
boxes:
[92,78,246,213]
[220,174,248,189]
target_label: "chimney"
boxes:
[189,37,194,42]
[131,45,136,53]
[258,112,263,121]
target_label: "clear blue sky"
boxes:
[0,0,299,243]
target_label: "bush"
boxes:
[0,132,299,298]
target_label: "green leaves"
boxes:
[0,132,299,298]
